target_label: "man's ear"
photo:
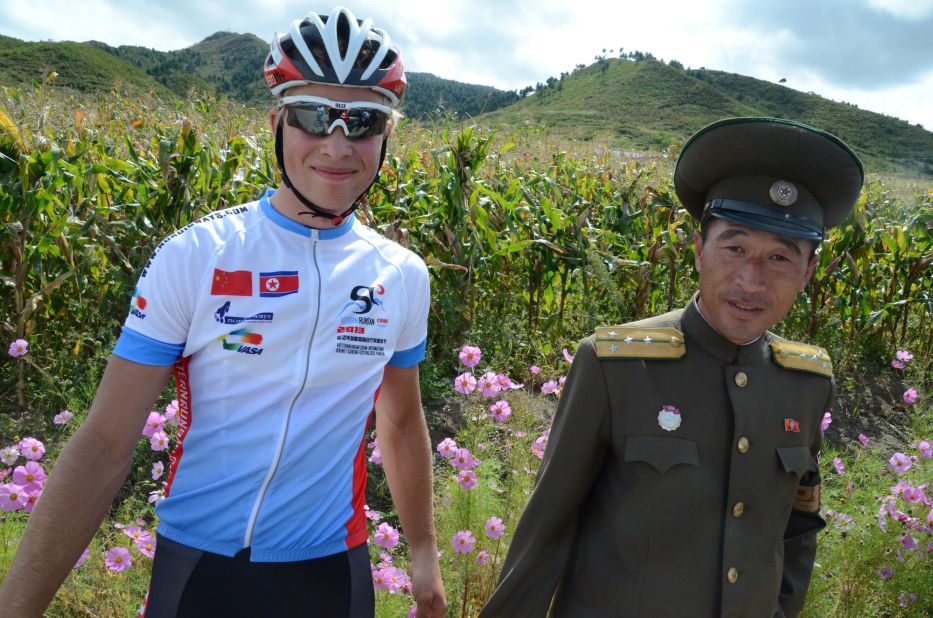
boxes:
[693,230,704,274]
[269,107,281,133]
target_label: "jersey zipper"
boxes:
[243,229,322,548]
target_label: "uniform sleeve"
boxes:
[480,338,610,617]
[388,254,430,368]
[778,380,831,617]
[111,235,196,366]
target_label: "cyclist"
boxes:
[0,7,446,617]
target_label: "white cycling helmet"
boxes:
[264,6,407,105]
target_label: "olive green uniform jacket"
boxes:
[481,301,829,618]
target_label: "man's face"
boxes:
[269,83,388,213]
[694,220,818,345]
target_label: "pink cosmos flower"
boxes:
[454,372,477,395]
[831,511,853,531]
[490,400,512,423]
[477,442,486,452]
[450,448,477,470]
[364,505,382,522]
[374,522,400,550]
[896,350,913,362]
[877,566,893,579]
[164,399,179,424]
[372,567,391,590]
[562,348,574,363]
[22,488,41,513]
[899,592,917,607]
[858,434,869,447]
[0,468,8,482]
[13,461,46,491]
[141,411,166,438]
[436,438,458,459]
[73,547,90,569]
[900,534,918,551]
[459,345,482,368]
[452,530,476,554]
[0,483,25,511]
[149,431,169,452]
[832,457,845,476]
[408,608,417,618]
[458,469,478,490]
[136,537,157,558]
[927,508,933,527]
[53,410,74,425]
[123,525,152,545]
[902,388,918,404]
[902,486,923,503]
[105,547,132,572]
[478,372,501,398]
[19,438,45,461]
[890,359,905,369]
[151,461,164,480]
[8,339,28,358]
[541,380,559,395]
[919,441,932,459]
[890,452,912,473]
[820,412,832,432]
[485,516,505,539]
[529,365,541,375]
[531,433,549,460]
[0,446,18,465]
[496,374,514,390]
[476,550,490,566]
[368,440,382,465]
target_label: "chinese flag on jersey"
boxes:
[211,269,252,296]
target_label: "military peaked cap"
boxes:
[674,117,864,240]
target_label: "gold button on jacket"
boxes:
[481,301,829,618]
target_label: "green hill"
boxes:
[1,33,931,175]
[0,38,171,96]
[483,57,933,176]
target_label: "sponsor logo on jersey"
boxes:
[259,271,299,297]
[211,269,252,296]
[213,302,274,325]
[130,288,147,319]
[338,285,388,324]
[219,328,264,355]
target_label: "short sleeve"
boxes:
[112,234,196,366]
[388,254,430,368]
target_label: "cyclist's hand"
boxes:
[410,548,446,618]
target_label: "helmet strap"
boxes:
[274,120,387,227]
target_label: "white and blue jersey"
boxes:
[113,189,430,561]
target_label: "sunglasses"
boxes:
[279,95,392,140]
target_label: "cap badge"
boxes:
[658,405,682,431]
[770,180,798,207]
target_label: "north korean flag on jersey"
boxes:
[211,269,252,296]
[259,271,299,297]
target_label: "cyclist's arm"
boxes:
[375,363,446,618]
[0,356,172,617]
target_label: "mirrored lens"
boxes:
[286,104,389,139]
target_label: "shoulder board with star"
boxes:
[594,326,686,359]
[770,340,833,378]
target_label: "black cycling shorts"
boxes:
[142,534,375,617]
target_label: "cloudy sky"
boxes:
[2,0,932,129]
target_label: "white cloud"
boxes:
[866,0,933,19]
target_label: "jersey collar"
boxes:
[259,189,356,239]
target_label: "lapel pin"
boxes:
[658,405,682,431]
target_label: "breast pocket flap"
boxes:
[776,446,816,478]
[624,435,699,474]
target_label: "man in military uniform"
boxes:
[480,117,863,617]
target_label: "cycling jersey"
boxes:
[113,189,430,561]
